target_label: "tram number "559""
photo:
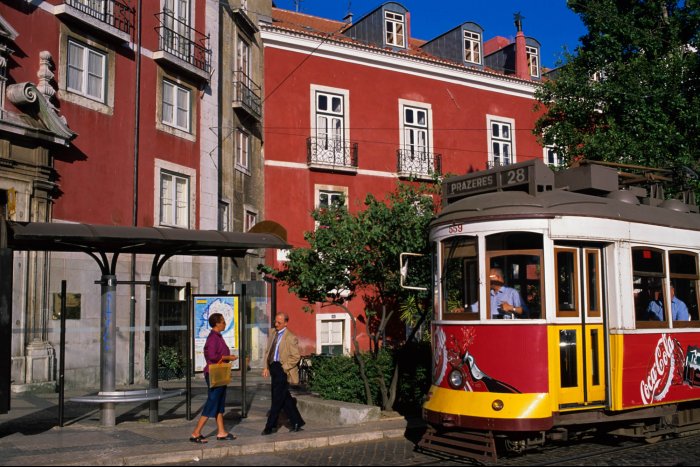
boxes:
[448,225,463,234]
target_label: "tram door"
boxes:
[554,246,606,408]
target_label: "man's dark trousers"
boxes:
[265,361,304,430]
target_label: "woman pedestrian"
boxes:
[189,312,237,443]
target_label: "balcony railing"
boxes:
[232,71,261,120]
[486,158,514,169]
[58,0,135,39]
[155,10,211,75]
[307,137,358,171]
[397,149,441,179]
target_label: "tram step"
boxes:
[417,426,497,463]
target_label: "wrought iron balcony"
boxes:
[397,149,441,179]
[307,137,358,172]
[154,10,212,80]
[486,158,514,169]
[232,71,261,120]
[56,0,135,42]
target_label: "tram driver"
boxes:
[488,268,528,319]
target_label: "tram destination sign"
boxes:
[443,159,553,203]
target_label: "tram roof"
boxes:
[435,161,700,231]
[435,189,700,231]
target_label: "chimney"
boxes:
[514,12,529,80]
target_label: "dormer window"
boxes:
[464,30,481,65]
[384,11,405,48]
[526,45,540,77]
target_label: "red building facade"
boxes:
[261,3,553,356]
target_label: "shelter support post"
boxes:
[149,274,160,423]
[100,275,117,426]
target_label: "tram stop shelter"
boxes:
[0,220,290,426]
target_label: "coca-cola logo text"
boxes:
[640,334,676,405]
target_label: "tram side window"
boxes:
[632,247,667,325]
[669,251,699,324]
[486,232,543,320]
[442,236,479,320]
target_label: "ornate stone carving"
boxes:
[37,51,56,104]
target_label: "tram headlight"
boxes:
[448,369,465,389]
[492,399,504,411]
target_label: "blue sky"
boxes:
[272,0,588,69]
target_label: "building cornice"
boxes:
[260,26,539,99]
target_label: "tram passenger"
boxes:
[647,285,689,321]
[489,268,527,319]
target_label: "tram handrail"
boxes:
[400,252,427,291]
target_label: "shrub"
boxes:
[308,342,432,414]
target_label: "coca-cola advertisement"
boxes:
[625,333,700,407]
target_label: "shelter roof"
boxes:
[5,221,290,257]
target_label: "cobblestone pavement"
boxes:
[170,430,700,466]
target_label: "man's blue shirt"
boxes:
[647,296,689,321]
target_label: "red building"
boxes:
[261,3,555,355]
[0,0,271,392]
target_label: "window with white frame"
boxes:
[384,11,405,48]
[526,45,540,77]
[315,313,350,356]
[236,129,250,170]
[544,145,562,167]
[403,105,429,156]
[237,35,250,76]
[240,0,247,12]
[66,39,106,102]
[318,189,346,209]
[159,171,189,228]
[162,79,191,132]
[163,0,191,57]
[315,91,344,147]
[464,30,481,64]
[488,116,515,166]
[244,208,257,232]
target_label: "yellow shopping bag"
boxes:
[208,362,232,388]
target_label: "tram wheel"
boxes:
[644,435,663,444]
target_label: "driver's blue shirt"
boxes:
[647,296,689,321]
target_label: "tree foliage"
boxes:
[261,181,437,408]
[535,0,700,194]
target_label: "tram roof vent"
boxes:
[554,164,619,195]
[607,189,640,205]
[659,198,691,213]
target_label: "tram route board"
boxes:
[443,159,554,203]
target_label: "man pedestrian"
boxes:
[261,312,305,435]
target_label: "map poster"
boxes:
[193,295,240,371]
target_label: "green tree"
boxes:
[535,0,700,195]
[261,181,436,409]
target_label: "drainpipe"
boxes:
[129,0,143,385]
[216,2,225,291]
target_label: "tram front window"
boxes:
[442,236,479,320]
[486,232,543,320]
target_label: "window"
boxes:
[544,145,562,167]
[160,171,189,228]
[316,313,350,355]
[442,236,480,321]
[163,0,191,57]
[488,117,514,166]
[312,88,351,166]
[669,251,699,324]
[316,91,344,146]
[384,11,405,48]
[237,35,250,76]
[403,106,428,156]
[244,209,257,232]
[66,39,106,102]
[555,248,579,317]
[632,247,668,325]
[236,129,250,170]
[219,201,229,231]
[162,79,191,132]
[463,30,481,64]
[240,0,247,12]
[526,45,540,78]
[318,189,345,208]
